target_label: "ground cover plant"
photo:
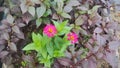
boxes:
[0,0,120,68]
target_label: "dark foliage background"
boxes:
[0,0,120,68]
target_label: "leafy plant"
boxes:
[23,20,74,68]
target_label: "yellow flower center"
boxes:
[70,36,74,40]
[48,28,53,33]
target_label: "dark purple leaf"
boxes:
[0,24,8,30]
[96,34,106,46]
[65,51,72,59]
[16,32,25,39]
[11,37,19,42]
[11,6,21,15]
[107,22,118,30]
[104,51,118,68]
[75,15,84,25]
[0,45,5,52]
[85,43,92,50]
[0,51,9,58]
[12,25,21,34]
[76,6,88,11]
[20,2,27,14]
[17,23,25,27]
[22,55,34,63]
[0,39,5,45]
[57,57,73,67]
[108,41,120,51]
[15,18,25,27]
[89,13,102,25]
[1,19,10,25]
[22,12,33,24]
[81,60,89,68]
[8,42,17,52]
[96,52,103,59]
[52,13,59,20]
[0,7,4,12]
[6,14,14,24]
[53,60,61,68]
[94,27,103,33]
[64,0,80,13]
[88,59,97,68]
[2,32,9,40]
[92,46,100,53]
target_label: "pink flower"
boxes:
[43,24,57,37]
[67,32,78,44]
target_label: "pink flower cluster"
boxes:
[67,32,78,44]
[43,24,57,37]
[43,24,78,44]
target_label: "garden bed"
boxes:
[0,0,120,68]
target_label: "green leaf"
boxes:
[58,26,72,35]
[43,9,52,17]
[78,10,87,14]
[32,33,42,48]
[40,55,52,68]
[60,20,68,28]
[53,50,64,57]
[46,42,54,57]
[23,43,36,51]
[36,18,42,28]
[52,20,60,31]
[28,6,35,17]
[52,20,69,33]
[36,4,46,18]
[61,12,71,19]
[54,37,64,50]
[60,42,70,53]
[42,35,50,46]
[40,46,47,58]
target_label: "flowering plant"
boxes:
[23,20,78,68]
